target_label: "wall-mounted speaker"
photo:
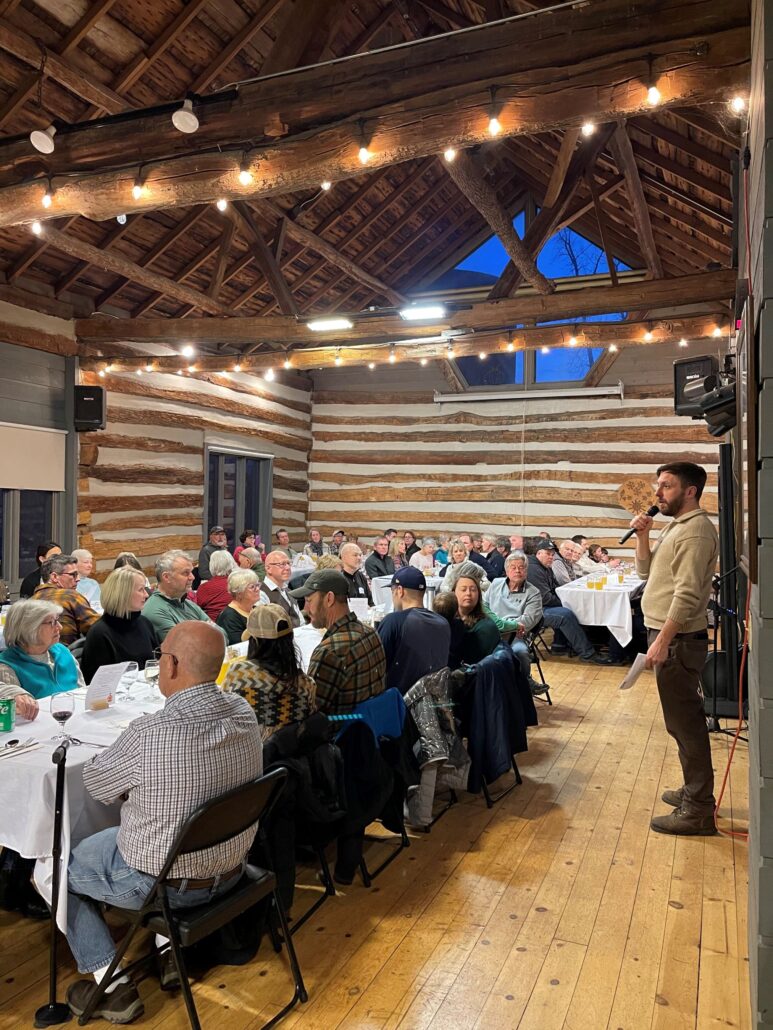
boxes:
[673,354,719,417]
[73,385,106,431]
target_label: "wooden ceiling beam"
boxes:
[610,122,664,278]
[130,238,223,318]
[670,106,742,149]
[232,202,299,315]
[53,215,137,297]
[258,0,328,77]
[188,0,287,94]
[414,0,476,30]
[639,171,732,229]
[36,225,232,316]
[630,138,731,204]
[348,7,395,54]
[5,214,79,282]
[0,0,748,226]
[543,128,580,208]
[585,170,619,287]
[77,313,728,371]
[629,117,732,172]
[584,346,621,386]
[73,268,737,347]
[207,220,235,300]
[444,149,554,294]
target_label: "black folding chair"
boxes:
[525,619,553,706]
[75,768,307,1030]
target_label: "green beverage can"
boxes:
[0,697,15,733]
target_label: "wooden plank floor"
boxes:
[0,660,750,1030]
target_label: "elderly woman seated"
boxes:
[410,537,437,572]
[216,568,261,644]
[71,548,101,610]
[223,603,316,740]
[80,567,159,683]
[441,561,499,664]
[196,550,237,620]
[0,600,83,719]
[438,537,471,578]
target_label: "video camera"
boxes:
[674,353,736,437]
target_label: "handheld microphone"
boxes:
[619,504,659,545]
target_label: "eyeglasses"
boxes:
[152,647,179,667]
[59,570,79,581]
[41,617,62,627]
[267,560,291,568]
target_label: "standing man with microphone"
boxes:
[628,462,718,835]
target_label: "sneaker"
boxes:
[661,787,684,808]
[67,979,144,1024]
[157,949,181,991]
[580,653,613,665]
[527,678,549,697]
[650,808,716,836]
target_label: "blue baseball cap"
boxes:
[391,566,426,591]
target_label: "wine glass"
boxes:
[50,694,74,741]
[144,660,160,683]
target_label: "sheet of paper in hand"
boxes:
[619,652,648,691]
[85,662,131,710]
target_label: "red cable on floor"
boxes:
[713,579,750,841]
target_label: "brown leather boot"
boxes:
[661,787,684,808]
[650,807,716,836]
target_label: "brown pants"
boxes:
[647,628,715,814]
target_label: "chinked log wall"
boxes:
[77,369,312,576]
[307,387,720,553]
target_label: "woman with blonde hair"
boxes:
[80,568,158,683]
[388,536,408,570]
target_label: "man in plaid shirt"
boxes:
[32,553,100,645]
[290,569,386,713]
[64,621,262,1024]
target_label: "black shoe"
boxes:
[157,949,181,991]
[333,869,354,886]
[527,678,549,696]
[67,978,144,1024]
[550,645,569,656]
[20,892,50,920]
[580,653,613,665]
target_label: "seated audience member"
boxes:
[19,541,62,599]
[458,532,497,579]
[434,535,451,565]
[224,604,316,740]
[509,533,524,553]
[552,540,582,586]
[143,550,220,642]
[33,554,100,646]
[233,530,257,565]
[316,554,344,571]
[339,542,373,604]
[432,590,465,670]
[114,552,142,570]
[274,528,298,560]
[571,535,597,574]
[259,551,303,627]
[438,537,469,578]
[527,543,611,664]
[470,533,484,553]
[447,561,500,664]
[487,552,548,695]
[81,569,158,684]
[329,530,346,556]
[217,569,261,644]
[383,528,398,544]
[0,600,83,708]
[377,567,451,694]
[196,550,237,621]
[63,622,262,1022]
[479,534,505,578]
[589,543,621,568]
[290,569,386,713]
[238,546,265,579]
[403,530,420,560]
[71,549,101,610]
[496,537,511,561]
[388,536,408,570]
[304,528,330,561]
[197,525,229,581]
[409,537,437,572]
[364,536,395,579]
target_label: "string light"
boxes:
[541,345,550,354]
[233,362,241,372]
[730,96,746,114]
[135,369,143,376]
[643,328,654,342]
[608,343,618,352]
[144,363,152,372]
[181,345,195,357]
[264,368,275,381]
[581,122,595,137]
[712,326,723,338]
[357,120,372,164]
[388,345,396,364]
[31,221,42,235]
[479,351,486,360]
[568,330,578,346]
[646,85,661,106]
[506,342,515,352]
[446,345,455,358]
[679,338,688,348]
[176,369,184,375]
[320,180,332,191]
[216,198,228,211]
[443,147,457,163]
[187,364,196,373]
[238,155,253,186]
[487,85,502,136]
[368,362,376,370]
[420,358,428,366]
[283,356,292,369]
[105,364,113,373]
[334,348,343,366]
[97,369,105,378]
[41,183,53,208]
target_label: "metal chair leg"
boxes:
[161,896,201,1030]
[77,911,144,1025]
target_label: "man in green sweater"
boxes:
[629,462,718,836]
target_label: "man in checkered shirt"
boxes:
[290,569,386,713]
[64,621,262,1025]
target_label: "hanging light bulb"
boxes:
[388,345,396,364]
[488,85,502,136]
[233,362,241,372]
[105,363,113,373]
[171,98,199,134]
[177,368,184,375]
[187,364,196,373]
[31,220,43,235]
[488,115,502,137]
[679,338,688,348]
[479,351,486,360]
[643,328,654,342]
[541,345,550,354]
[420,358,428,366]
[283,356,292,370]
[608,344,618,352]
[334,349,343,366]
[712,326,722,338]
[181,345,195,357]
[116,213,127,225]
[443,147,457,163]
[730,95,746,114]
[581,121,596,137]
[357,119,372,164]
[30,124,56,154]
[320,180,332,191]
[446,345,455,358]
[216,198,228,212]
[239,156,253,186]
[41,183,53,208]
[568,334,577,347]
[144,363,153,372]
[646,84,661,106]
[97,369,105,378]
[368,362,376,370]
[358,144,372,165]
[135,368,143,376]
[506,338,515,352]
[264,368,275,381]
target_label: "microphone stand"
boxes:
[34,740,72,1027]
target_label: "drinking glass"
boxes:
[586,575,595,590]
[50,693,74,740]
[144,660,160,683]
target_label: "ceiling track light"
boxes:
[30,123,56,154]
[238,153,253,186]
[172,98,199,134]
[487,85,502,136]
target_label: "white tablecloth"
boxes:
[556,575,642,646]
[0,678,164,930]
[371,575,443,613]
[294,623,324,671]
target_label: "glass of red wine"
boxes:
[50,694,74,741]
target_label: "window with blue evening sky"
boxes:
[452,212,629,387]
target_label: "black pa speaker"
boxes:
[673,354,719,417]
[74,385,106,431]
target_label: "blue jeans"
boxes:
[542,607,593,658]
[67,827,242,973]
[509,639,531,680]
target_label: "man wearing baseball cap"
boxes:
[289,569,385,713]
[198,525,229,581]
[377,567,450,694]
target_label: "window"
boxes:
[206,449,272,548]
[0,488,60,589]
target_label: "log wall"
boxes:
[77,368,312,575]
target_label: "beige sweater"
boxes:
[637,508,718,632]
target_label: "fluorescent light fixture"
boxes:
[400,304,446,321]
[307,318,353,332]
